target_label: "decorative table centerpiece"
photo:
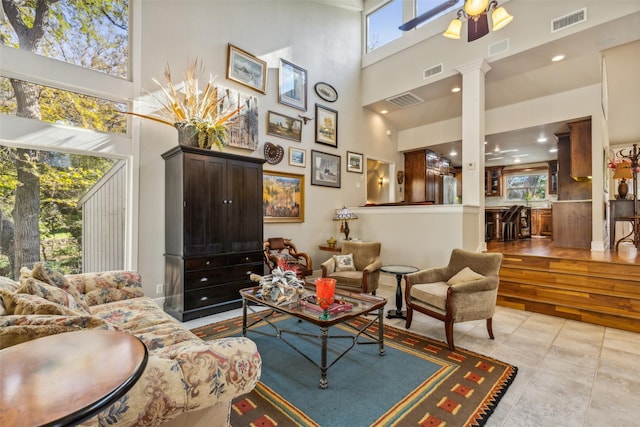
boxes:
[250,260,305,305]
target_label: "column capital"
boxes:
[456,59,491,75]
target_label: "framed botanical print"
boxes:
[346,151,363,173]
[289,147,306,168]
[226,44,267,94]
[263,171,305,223]
[315,104,338,148]
[278,59,307,111]
[267,110,302,142]
[311,150,341,188]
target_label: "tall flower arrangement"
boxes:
[129,59,243,150]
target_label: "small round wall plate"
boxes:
[264,142,284,165]
[314,82,338,103]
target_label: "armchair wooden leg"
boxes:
[405,307,413,328]
[445,320,455,351]
[486,318,494,340]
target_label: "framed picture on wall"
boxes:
[346,151,363,173]
[267,111,303,142]
[278,59,307,111]
[315,104,338,148]
[226,44,267,94]
[216,85,258,150]
[311,150,341,188]
[289,147,306,167]
[263,171,305,223]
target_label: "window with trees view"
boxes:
[0,0,129,279]
[506,174,548,201]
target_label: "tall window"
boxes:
[0,0,130,278]
[0,0,129,78]
[506,174,548,201]
[366,0,403,53]
[365,0,460,54]
[416,0,458,26]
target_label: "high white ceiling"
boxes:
[365,10,640,167]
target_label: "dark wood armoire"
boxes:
[162,145,265,321]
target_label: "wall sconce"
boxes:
[378,176,384,186]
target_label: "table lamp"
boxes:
[613,160,632,199]
[333,207,357,241]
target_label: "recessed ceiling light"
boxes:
[484,141,487,145]
[451,87,461,93]
[514,158,521,163]
[537,137,547,143]
[552,54,565,62]
[380,110,388,114]
[494,146,500,152]
[549,148,558,153]
[450,150,457,156]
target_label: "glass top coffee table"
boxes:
[240,285,387,389]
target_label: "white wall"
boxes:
[137,1,401,295]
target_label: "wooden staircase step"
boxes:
[496,252,640,333]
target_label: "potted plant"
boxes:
[129,59,242,150]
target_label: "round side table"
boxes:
[0,330,148,427]
[381,265,419,319]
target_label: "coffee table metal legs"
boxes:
[320,327,329,389]
[387,273,406,319]
[242,300,385,389]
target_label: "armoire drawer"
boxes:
[184,282,251,310]
[185,263,262,290]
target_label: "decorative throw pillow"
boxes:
[17,277,90,315]
[31,262,69,289]
[333,254,356,272]
[10,293,82,316]
[0,315,117,349]
[30,262,90,312]
[0,277,19,316]
[447,267,485,286]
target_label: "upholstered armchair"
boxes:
[264,237,313,277]
[404,249,503,350]
[320,241,382,294]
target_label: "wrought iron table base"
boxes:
[242,300,385,389]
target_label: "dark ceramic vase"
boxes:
[618,179,629,199]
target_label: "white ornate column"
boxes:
[457,59,491,250]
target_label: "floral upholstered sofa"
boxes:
[0,263,261,427]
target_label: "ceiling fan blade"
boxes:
[399,0,461,31]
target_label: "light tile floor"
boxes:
[181,282,640,427]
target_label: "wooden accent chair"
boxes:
[404,249,503,350]
[320,241,382,294]
[263,237,313,277]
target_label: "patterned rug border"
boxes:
[192,313,518,427]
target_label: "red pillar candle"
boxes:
[315,278,336,306]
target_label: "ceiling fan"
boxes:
[398,0,461,32]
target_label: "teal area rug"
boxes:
[191,312,517,426]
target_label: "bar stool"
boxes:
[501,205,519,241]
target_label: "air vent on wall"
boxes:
[423,63,443,79]
[385,92,424,109]
[551,8,587,33]
[488,39,510,57]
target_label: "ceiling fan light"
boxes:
[443,19,462,39]
[492,6,513,31]
[464,0,489,17]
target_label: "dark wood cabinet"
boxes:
[162,146,265,321]
[556,132,591,200]
[485,167,503,197]
[404,149,449,203]
[552,201,592,248]
[531,208,552,236]
[567,118,592,181]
